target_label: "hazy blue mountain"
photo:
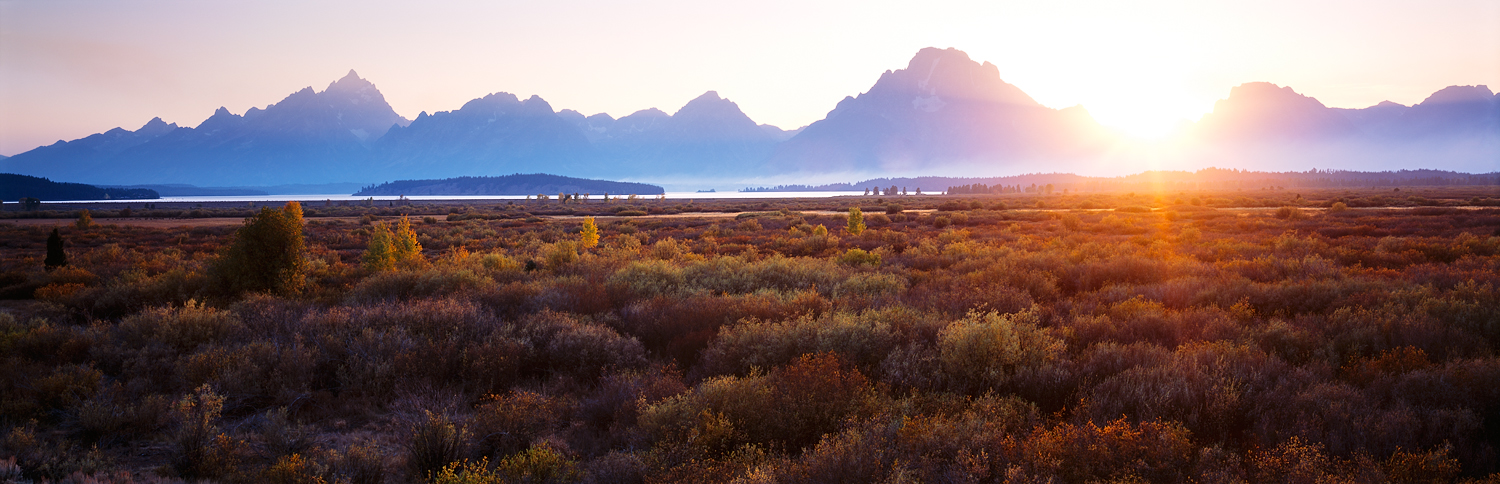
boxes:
[4,51,1495,187]
[560,91,784,176]
[374,93,598,179]
[1195,82,1358,141]
[765,47,1110,174]
[1186,82,1498,172]
[1395,85,1500,138]
[0,117,178,179]
[2,70,409,186]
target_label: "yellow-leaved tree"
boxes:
[393,215,423,263]
[846,207,865,235]
[364,215,424,272]
[363,222,395,272]
[579,216,599,249]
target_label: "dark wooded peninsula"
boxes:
[1,173,158,201]
[353,173,665,196]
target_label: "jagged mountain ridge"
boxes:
[556,91,784,176]
[3,70,411,186]
[1186,82,1499,172]
[764,47,1112,174]
[3,49,1496,187]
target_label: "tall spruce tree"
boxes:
[44,228,67,270]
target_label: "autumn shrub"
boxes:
[798,394,1040,482]
[471,391,567,458]
[543,241,581,270]
[171,384,244,479]
[696,311,896,378]
[832,272,907,308]
[494,444,582,484]
[570,366,687,454]
[176,340,317,408]
[906,275,1036,317]
[937,309,1065,393]
[613,291,831,366]
[581,451,647,484]
[515,311,648,380]
[260,453,328,484]
[0,424,113,481]
[258,406,314,458]
[474,280,544,320]
[345,267,487,303]
[118,301,243,352]
[1275,206,1309,220]
[643,353,877,453]
[1012,418,1196,482]
[74,385,172,443]
[607,260,685,299]
[77,268,206,319]
[1087,341,1289,444]
[406,410,470,480]
[680,255,843,295]
[325,441,388,484]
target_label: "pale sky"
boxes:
[2,0,1497,155]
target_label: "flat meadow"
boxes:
[2,186,1499,483]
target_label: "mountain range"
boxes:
[3,47,1496,187]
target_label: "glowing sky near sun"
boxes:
[1,0,1496,154]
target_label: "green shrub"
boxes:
[608,260,686,298]
[833,272,907,303]
[938,309,1064,392]
[838,248,881,266]
[1275,206,1307,220]
[697,311,896,377]
[211,202,306,295]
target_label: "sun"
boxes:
[1086,99,1200,141]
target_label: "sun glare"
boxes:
[1090,107,1189,140]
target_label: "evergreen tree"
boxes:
[579,216,600,249]
[845,207,865,235]
[44,228,67,270]
[211,201,306,294]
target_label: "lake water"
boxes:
[53,191,869,204]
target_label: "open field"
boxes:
[2,186,1500,482]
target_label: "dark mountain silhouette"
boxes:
[764,47,1110,174]
[354,173,663,196]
